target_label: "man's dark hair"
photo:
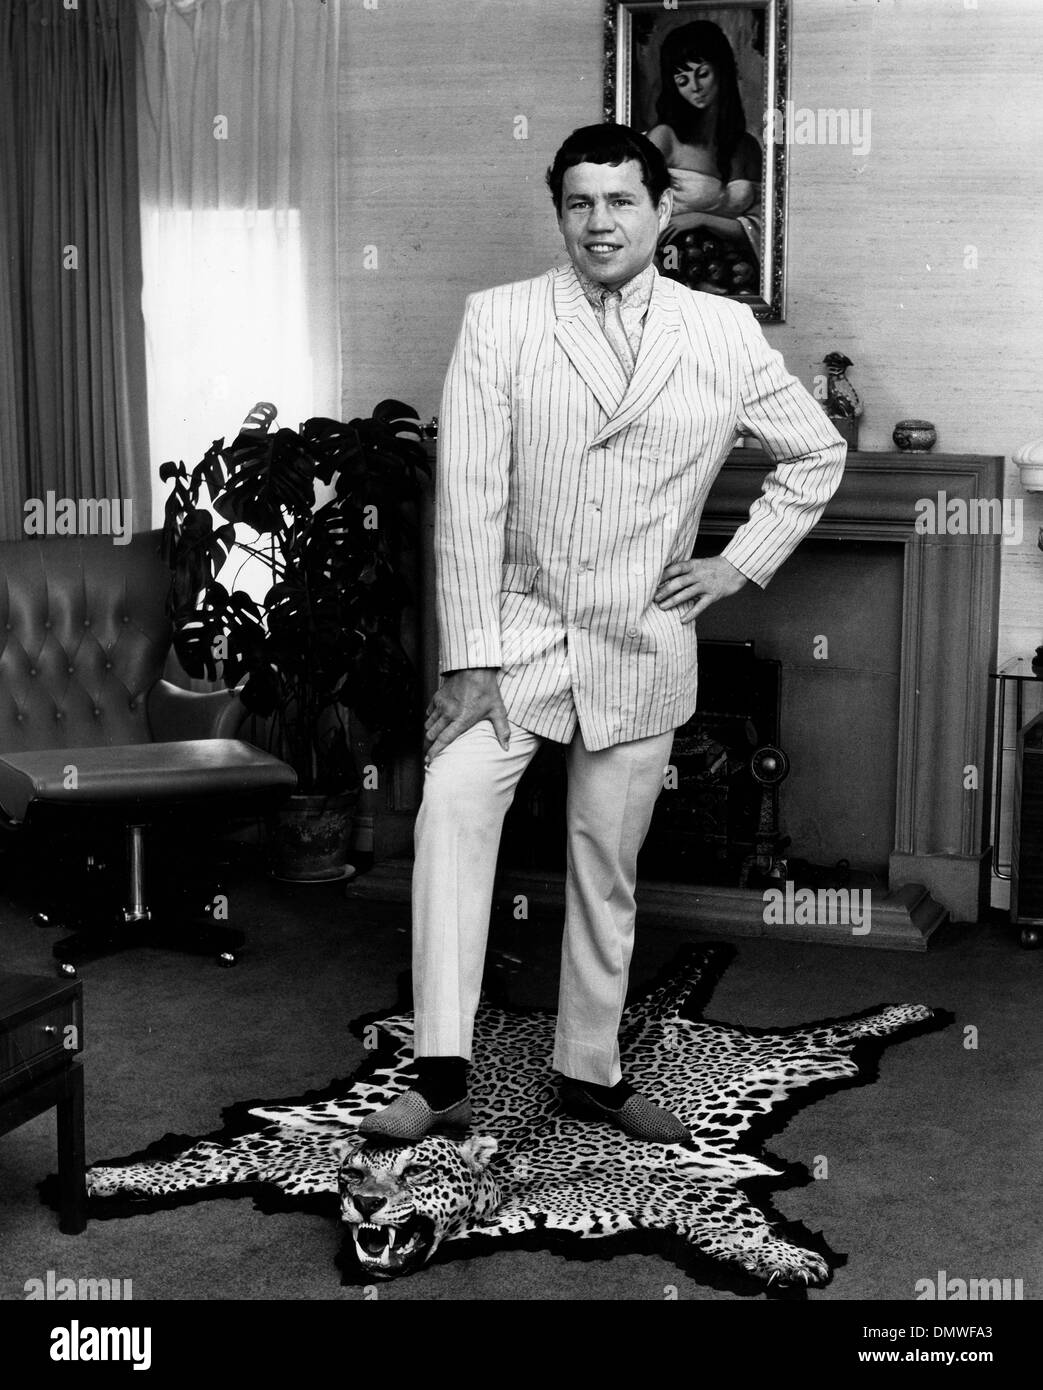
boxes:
[545,123,671,215]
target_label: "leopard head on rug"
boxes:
[333,1133,500,1277]
[80,945,945,1293]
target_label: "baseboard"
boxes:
[346,859,949,951]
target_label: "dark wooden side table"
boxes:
[0,973,86,1234]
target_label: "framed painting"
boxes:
[604,0,789,321]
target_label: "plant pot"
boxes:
[267,789,360,883]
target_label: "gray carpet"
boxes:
[0,850,1038,1302]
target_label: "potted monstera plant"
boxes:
[161,399,429,880]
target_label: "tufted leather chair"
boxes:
[0,531,297,972]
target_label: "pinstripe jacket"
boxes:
[435,263,846,751]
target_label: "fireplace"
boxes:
[676,447,1004,941]
[355,447,1004,951]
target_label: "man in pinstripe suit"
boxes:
[361,125,846,1144]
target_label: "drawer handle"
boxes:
[42,1025,58,1036]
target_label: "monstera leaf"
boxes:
[265,573,357,695]
[372,398,425,443]
[298,416,365,487]
[171,581,232,682]
[332,404,429,505]
[163,507,237,614]
[216,403,317,530]
[217,591,270,689]
[171,582,269,686]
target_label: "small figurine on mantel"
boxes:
[821,352,862,450]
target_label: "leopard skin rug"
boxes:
[77,945,942,1293]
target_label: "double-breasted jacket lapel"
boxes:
[551,269,629,417]
[551,266,685,443]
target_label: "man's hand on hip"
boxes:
[425,668,510,764]
[654,556,748,623]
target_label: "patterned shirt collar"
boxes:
[573,261,657,314]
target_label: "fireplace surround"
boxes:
[691,448,1004,943]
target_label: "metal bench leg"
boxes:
[124,824,149,923]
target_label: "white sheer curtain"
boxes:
[136,0,341,527]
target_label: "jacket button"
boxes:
[627,626,639,638]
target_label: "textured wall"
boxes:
[337,0,601,419]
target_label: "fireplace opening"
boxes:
[693,534,904,881]
[638,639,788,887]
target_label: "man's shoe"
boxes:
[357,1090,473,1142]
[558,1081,690,1143]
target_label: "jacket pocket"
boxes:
[501,562,539,595]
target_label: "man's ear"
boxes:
[657,187,674,235]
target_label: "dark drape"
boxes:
[0,0,150,538]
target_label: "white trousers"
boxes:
[411,719,675,1085]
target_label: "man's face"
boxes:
[557,159,672,291]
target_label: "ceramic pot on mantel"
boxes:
[892,419,937,452]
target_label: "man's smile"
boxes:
[557,159,672,289]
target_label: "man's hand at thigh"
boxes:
[425,668,511,764]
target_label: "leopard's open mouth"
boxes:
[346,1214,434,1277]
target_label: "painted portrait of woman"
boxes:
[609,3,776,309]
[647,19,762,298]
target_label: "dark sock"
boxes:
[566,1076,635,1110]
[413,1056,468,1109]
